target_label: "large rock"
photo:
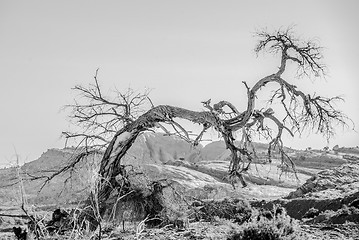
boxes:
[287,163,359,199]
[253,191,359,220]
[254,163,359,221]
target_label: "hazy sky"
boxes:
[1,0,358,166]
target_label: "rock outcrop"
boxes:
[254,163,359,222]
[287,163,359,199]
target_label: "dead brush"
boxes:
[192,198,252,224]
[13,153,53,240]
[228,205,304,240]
[135,216,148,240]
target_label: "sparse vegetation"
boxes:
[228,206,303,240]
[192,198,252,224]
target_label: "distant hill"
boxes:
[195,140,293,162]
[0,148,96,207]
[0,132,351,207]
[0,132,200,206]
[122,132,201,165]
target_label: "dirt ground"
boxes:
[94,221,359,240]
[1,217,359,239]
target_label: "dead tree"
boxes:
[66,28,349,228]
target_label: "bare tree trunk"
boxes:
[85,105,217,228]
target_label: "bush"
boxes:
[194,198,252,224]
[228,206,304,240]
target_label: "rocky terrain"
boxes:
[0,133,358,239]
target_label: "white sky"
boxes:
[1,0,358,166]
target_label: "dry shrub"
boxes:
[193,198,252,224]
[228,205,304,240]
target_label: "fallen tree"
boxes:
[62,27,350,229]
